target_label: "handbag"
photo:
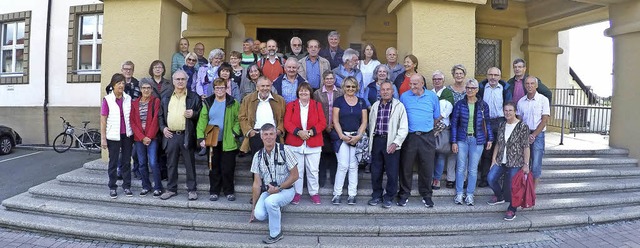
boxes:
[204,125,220,147]
[354,132,371,165]
[435,127,451,154]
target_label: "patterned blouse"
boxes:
[494,120,530,168]
[447,85,466,104]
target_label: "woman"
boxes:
[217,62,242,103]
[363,64,399,107]
[284,82,327,205]
[393,54,418,96]
[359,43,381,88]
[313,70,344,188]
[447,64,468,104]
[229,51,246,86]
[196,78,241,201]
[100,73,134,199]
[487,102,530,221]
[171,38,189,75]
[195,49,225,99]
[183,52,199,93]
[430,70,455,190]
[331,76,368,205]
[239,64,277,102]
[451,79,493,206]
[140,60,172,99]
[130,81,161,197]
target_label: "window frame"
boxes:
[67,4,103,84]
[75,13,102,74]
[1,21,26,76]
[475,38,502,78]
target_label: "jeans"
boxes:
[334,141,359,197]
[290,149,321,196]
[487,164,520,202]
[530,131,545,179]
[455,136,484,196]
[434,152,455,181]
[135,140,160,191]
[253,188,295,237]
[370,136,400,201]
[107,135,132,190]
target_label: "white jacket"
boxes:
[104,93,133,141]
[367,98,409,152]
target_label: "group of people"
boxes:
[100,30,551,244]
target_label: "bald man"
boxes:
[272,58,306,104]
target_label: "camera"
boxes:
[262,181,278,192]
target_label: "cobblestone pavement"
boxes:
[2,219,640,247]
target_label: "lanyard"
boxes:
[263,146,279,183]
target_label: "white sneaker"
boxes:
[454,194,463,205]
[465,194,475,206]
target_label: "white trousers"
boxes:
[333,142,358,197]
[292,151,321,196]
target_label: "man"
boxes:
[367,81,408,208]
[398,74,440,207]
[478,67,507,188]
[385,47,404,82]
[517,76,550,187]
[506,59,552,103]
[241,38,259,69]
[333,48,364,97]
[158,70,202,201]
[253,39,262,57]
[249,123,298,244]
[273,58,305,104]
[284,37,307,60]
[194,43,208,67]
[238,76,286,156]
[298,39,330,90]
[259,42,268,58]
[258,39,285,82]
[319,31,345,69]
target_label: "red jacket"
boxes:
[284,99,327,148]
[511,170,536,209]
[130,96,161,142]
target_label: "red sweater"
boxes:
[130,96,160,142]
[259,58,284,82]
[284,99,327,147]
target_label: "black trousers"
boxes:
[370,135,400,201]
[207,141,238,195]
[319,131,337,187]
[107,135,132,190]
[165,132,197,192]
[399,131,436,199]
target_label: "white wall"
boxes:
[557,30,572,90]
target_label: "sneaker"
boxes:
[432,179,441,190]
[454,194,464,205]
[124,189,133,197]
[368,198,382,206]
[487,196,505,205]
[310,195,321,205]
[382,200,392,208]
[504,210,517,221]
[188,191,198,201]
[331,195,341,205]
[226,194,236,201]
[422,197,434,208]
[209,194,219,201]
[291,193,301,205]
[153,190,162,198]
[397,197,408,207]
[446,181,454,188]
[160,191,177,200]
[109,190,117,199]
[262,232,284,244]
[347,196,356,205]
[139,189,150,197]
[465,194,475,206]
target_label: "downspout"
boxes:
[43,0,52,145]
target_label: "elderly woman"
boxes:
[430,70,455,190]
[197,78,241,201]
[183,52,199,93]
[284,82,327,205]
[195,49,224,98]
[100,73,134,199]
[487,102,530,221]
[239,63,277,102]
[447,64,468,104]
[313,70,344,188]
[363,64,399,107]
[331,76,368,205]
[130,80,161,197]
[229,51,247,86]
[217,62,242,103]
[171,38,189,75]
[359,42,381,88]
[393,54,418,95]
[333,48,364,97]
[140,60,172,99]
[451,79,493,206]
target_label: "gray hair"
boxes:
[372,64,391,82]
[139,80,152,88]
[121,60,135,69]
[290,37,302,45]
[466,78,479,88]
[208,49,225,61]
[328,31,340,38]
[342,48,359,63]
[432,70,445,78]
[172,69,189,81]
[260,123,276,133]
[385,47,397,55]
[451,64,467,76]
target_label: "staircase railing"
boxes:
[548,88,611,145]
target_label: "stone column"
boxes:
[182,13,230,53]
[521,28,563,90]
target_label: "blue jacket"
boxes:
[450,96,494,145]
[272,74,306,96]
[477,79,510,101]
[319,47,344,70]
[363,81,399,107]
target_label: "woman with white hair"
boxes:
[363,64,399,107]
[195,49,225,99]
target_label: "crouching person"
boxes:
[249,123,299,244]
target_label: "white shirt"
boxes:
[254,93,276,129]
[502,121,518,164]
[359,60,381,88]
[432,87,453,126]
[287,101,321,154]
[483,83,504,119]
[517,92,550,132]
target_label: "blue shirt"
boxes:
[400,89,441,132]
[281,77,299,104]
[483,83,504,119]
[333,65,364,98]
[333,96,367,132]
[305,59,321,89]
[208,100,226,141]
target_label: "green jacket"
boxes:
[196,94,241,151]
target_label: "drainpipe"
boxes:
[43,0,52,145]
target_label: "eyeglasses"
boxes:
[344,85,356,89]
[292,44,302,47]
[488,74,501,77]
[187,58,197,62]
[122,68,133,71]
[141,87,152,90]
[432,78,444,81]
[214,86,226,91]
[466,87,478,90]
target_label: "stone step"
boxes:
[544,147,628,158]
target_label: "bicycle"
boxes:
[53,116,101,153]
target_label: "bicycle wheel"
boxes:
[53,133,74,153]
[83,130,102,153]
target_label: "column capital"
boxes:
[388,0,486,13]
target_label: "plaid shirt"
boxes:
[250,144,297,186]
[374,100,392,135]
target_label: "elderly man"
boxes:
[385,47,404,82]
[319,31,345,69]
[273,58,305,104]
[157,70,202,201]
[253,39,262,57]
[249,123,298,244]
[367,81,408,208]
[284,37,307,60]
[298,39,330,90]
[517,76,550,187]
[398,74,440,207]
[506,59,552,103]
[238,76,286,156]
[194,43,207,67]
[241,38,259,69]
[333,48,364,97]
[258,39,285,82]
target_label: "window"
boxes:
[0,11,30,84]
[475,38,501,77]
[76,14,102,73]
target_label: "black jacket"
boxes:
[158,90,202,150]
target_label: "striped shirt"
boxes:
[250,144,297,186]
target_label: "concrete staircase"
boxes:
[1,147,639,247]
